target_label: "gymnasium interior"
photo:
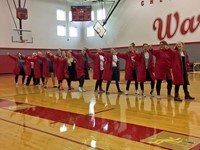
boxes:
[0,0,200,149]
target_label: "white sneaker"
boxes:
[150,90,154,97]
[135,90,140,95]
[157,95,161,99]
[16,83,19,87]
[125,90,129,95]
[142,92,146,97]
[79,87,83,92]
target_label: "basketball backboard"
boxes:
[93,21,106,38]
[12,29,33,43]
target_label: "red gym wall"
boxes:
[0,55,15,74]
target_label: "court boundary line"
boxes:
[0,91,44,99]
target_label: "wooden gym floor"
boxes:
[0,72,200,150]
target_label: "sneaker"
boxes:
[70,86,74,90]
[79,87,83,92]
[150,90,154,97]
[168,94,173,98]
[142,92,146,97]
[118,90,123,94]
[99,89,105,93]
[106,91,110,95]
[60,86,64,90]
[125,90,129,95]
[157,95,161,99]
[16,83,19,87]
[135,90,140,95]
[94,90,98,93]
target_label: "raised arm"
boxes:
[98,51,105,56]
[8,54,18,60]
[99,52,112,59]
[149,48,160,57]
[26,56,38,62]
[71,50,81,59]
[21,55,29,60]
[47,53,58,62]
[117,52,128,59]
[37,54,46,61]
[133,52,142,61]
[86,49,96,60]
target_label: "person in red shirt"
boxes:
[169,41,195,101]
[150,41,173,97]
[86,48,105,93]
[48,51,68,90]
[117,43,138,95]
[8,52,26,87]
[37,51,56,88]
[100,49,122,94]
[70,48,91,92]
[134,43,155,97]
[25,60,36,86]
[66,51,77,90]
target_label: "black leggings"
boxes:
[175,84,188,93]
[34,78,45,85]
[26,69,36,85]
[126,80,138,91]
[106,80,121,92]
[67,78,71,88]
[15,74,25,84]
[95,71,103,91]
[40,77,45,85]
[140,81,155,91]
[156,78,172,95]
[67,78,76,89]
[79,75,85,87]
[58,80,63,88]
[95,79,103,90]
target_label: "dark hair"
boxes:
[17,52,21,57]
[143,43,148,47]
[130,42,135,47]
[160,40,168,46]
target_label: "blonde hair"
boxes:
[174,41,184,50]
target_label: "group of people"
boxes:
[8,49,90,92]
[8,40,195,101]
